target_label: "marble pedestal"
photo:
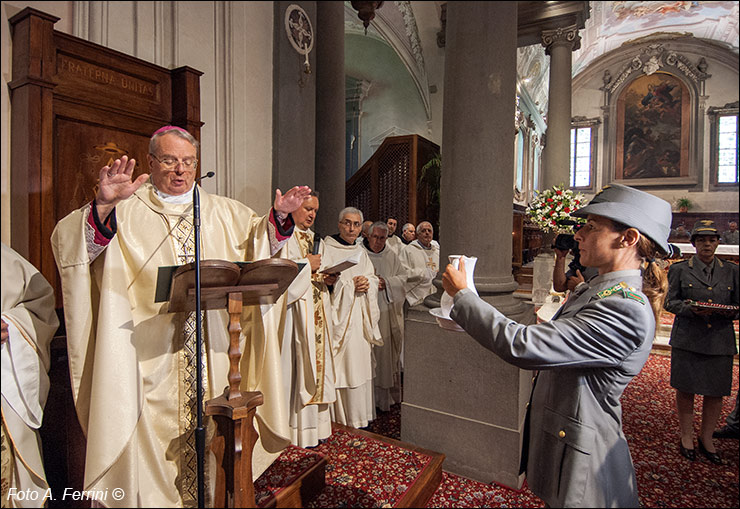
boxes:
[531,253,556,307]
[401,304,534,489]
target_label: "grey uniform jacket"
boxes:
[451,270,652,508]
[664,256,739,355]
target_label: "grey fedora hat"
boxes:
[572,183,672,255]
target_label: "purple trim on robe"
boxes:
[268,208,295,256]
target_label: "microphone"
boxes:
[196,171,215,182]
[312,233,321,255]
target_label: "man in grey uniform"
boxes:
[443,184,672,508]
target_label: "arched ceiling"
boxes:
[573,1,740,76]
[345,1,739,83]
[344,1,433,121]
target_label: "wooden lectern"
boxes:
[162,258,310,507]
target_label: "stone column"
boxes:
[531,24,582,306]
[314,1,346,235]
[401,1,534,489]
[540,24,581,190]
[272,2,317,193]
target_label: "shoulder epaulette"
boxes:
[596,281,646,305]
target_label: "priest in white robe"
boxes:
[385,217,404,253]
[51,126,311,508]
[400,221,440,307]
[363,222,407,412]
[279,192,336,447]
[322,207,382,429]
[2,244,59,508]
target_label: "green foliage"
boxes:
[675,196,693,210]
[418,152,441,205]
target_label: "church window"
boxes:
[708,103,739,189]
[716,114,738,184]
[569,121,597,190]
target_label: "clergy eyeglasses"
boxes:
[340,219,362,228]
[150,153,198,171]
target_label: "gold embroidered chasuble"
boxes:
[280,229,336,446]
[51,183,290,507]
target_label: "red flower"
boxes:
[546,198,554,202]
[556,190,563,195]
[564,207,570,213]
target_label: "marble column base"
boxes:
[401,304,533,489]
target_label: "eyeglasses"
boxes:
[150,154,198,171]
[339,219,362,228]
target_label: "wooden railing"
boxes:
[346,135,440,228]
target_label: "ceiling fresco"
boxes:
[573,1,739,75]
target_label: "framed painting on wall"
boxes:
[615,72,690,182]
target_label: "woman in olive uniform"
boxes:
[442,184,672,508]
[665,219,739,465]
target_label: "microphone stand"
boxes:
[192,171,213,508]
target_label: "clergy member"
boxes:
[363,222,408,411]
[400,221,440,307]
[322,207,382,428]
[51,126,311,507]
[401,223,416,244]
[280,191,337,447]
[2,244,59,508]
[385,217,403,253]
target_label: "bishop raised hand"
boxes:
[274,185,312,218]
[95,155,150,221]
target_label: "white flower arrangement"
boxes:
[527,185,586,233]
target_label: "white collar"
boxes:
[154,183,196,204]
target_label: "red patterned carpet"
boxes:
[265,354,739,508]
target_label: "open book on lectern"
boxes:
[154,258,304,312]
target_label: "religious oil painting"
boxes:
[616,72,690,182]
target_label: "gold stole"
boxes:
[296,232,331,405]
[169,214,210,507]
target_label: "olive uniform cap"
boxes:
[572,183,672,255]
[690,219,720,244]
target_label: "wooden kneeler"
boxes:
[165,259,325,507]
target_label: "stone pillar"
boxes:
[401,1,534,489]
[272,2,317,193]
[314,1,345,235]
[540,24,581,190]
[531,24,582,307]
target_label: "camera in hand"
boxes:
[551,221,587,275]
[552,233,577,252]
